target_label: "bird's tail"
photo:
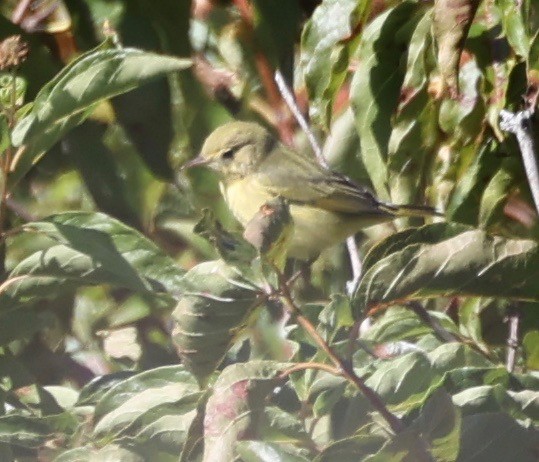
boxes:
[378,201,443,218]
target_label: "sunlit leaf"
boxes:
[203,361,284,462]
[1,212,184,308]
[355,224,539,311]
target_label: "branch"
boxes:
[499,108,539,215]
[276,271,403,434]
[505,307,520,373]
[273,70,362,293]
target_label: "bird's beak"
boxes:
[181,155,210,171]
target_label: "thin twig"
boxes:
[499,108,539,215]
[273,69,363,292]
[279,362,341,379]
[276,271,403,434]
[407,301,458,343]
[346,237,363,296]
[274,70,327,167]
[506,307,520,373]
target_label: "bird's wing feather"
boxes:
[257,146,389,216]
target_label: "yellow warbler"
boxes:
[185,121,440,260]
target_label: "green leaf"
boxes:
[236,441,310,462]
[54,444,145,462]
[427,343,493,371]
[453,385,527,418]
[508,389,539,420]
[387,9,440,209]
[412,389,461,462]
[204,361,284,462]
[77,372,137,406]
[443,367,510,393]
[171,261,262,383]
[433,0,481,96]
[523,330,539,369]
[259,406,309,443]
[10,43,191,187]
[93,366,201,451]
[364,352,441,412]
[301,0,366,126]
[314,434,386,462]
[61,121,140,227]
[362,222,470,273]
[438,57,485,143]
[2,212,184,308]
[362,428,434,462]
[0,413,77,449]
[497,0,530,57]
[457,412,538,462]
[362,307,459,343]
[252,0,301,80]
[350,1,421,198]
[94,365,198,420]
[354,224,539,312]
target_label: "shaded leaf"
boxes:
[457,412,538,462]
[10,43,190,187]
[252,0,301,81]
[411,389,461,462]
[172,260,262,383]
[61,121,140,227]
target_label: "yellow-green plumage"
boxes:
[189,121,439,260]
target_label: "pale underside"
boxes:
[221,176,391,260]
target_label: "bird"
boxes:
[184,121,441,260]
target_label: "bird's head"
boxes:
[183,121,276,181]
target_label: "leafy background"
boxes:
[0,0,537,460]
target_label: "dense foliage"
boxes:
[0,0,537,460]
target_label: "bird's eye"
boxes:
[221,148,235,160]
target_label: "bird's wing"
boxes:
[257,147,388,216]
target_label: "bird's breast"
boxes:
[221,177,274,225]
[221,177,363,260]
